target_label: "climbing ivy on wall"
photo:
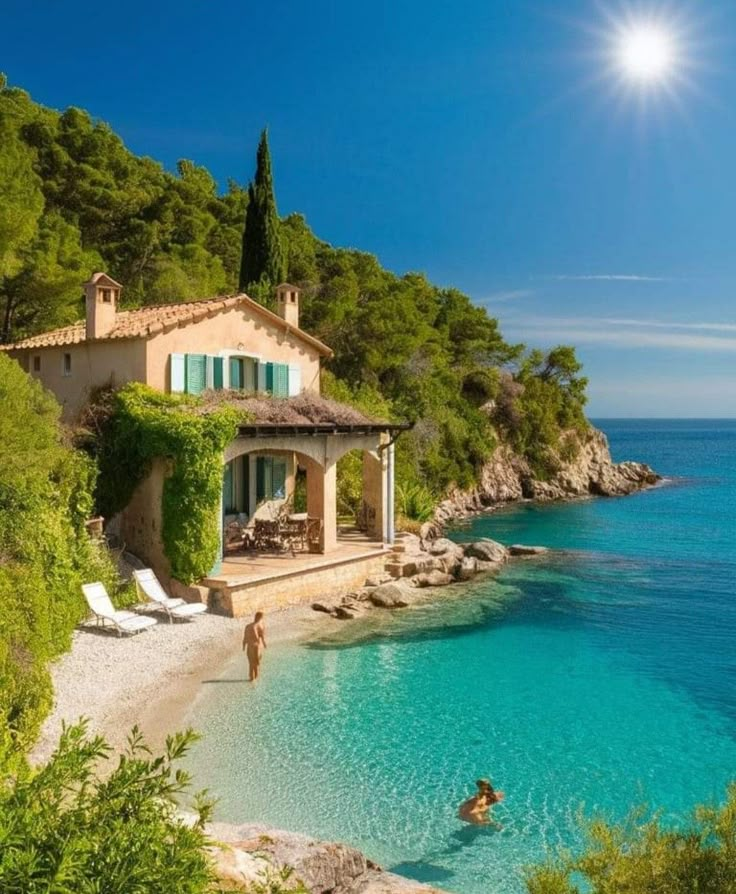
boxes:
[95,384,243,583]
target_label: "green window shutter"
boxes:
[265,362,275,395]
[185,354,206,394]
[256,457,267,502]
[242,456,250,513]
[272,459,287,499]
[272,362,288,398]
[212,356,224,390]
[229,357,242,390]
[256,361,268,392]
[223,461,236,513]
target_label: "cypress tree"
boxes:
[238,129,286,292]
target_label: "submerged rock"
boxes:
[509,544,549,556]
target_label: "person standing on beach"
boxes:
[242,611,267,682]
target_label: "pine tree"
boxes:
[238,129,286,293]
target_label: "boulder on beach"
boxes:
[369,582,414,608]
[312,600,340,614]
[364,572,393,587]
[414,570,454,588]
[334,604,364,620]
[463,539,508,564]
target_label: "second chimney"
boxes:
[84,272,122,340]
[275,283,300,329]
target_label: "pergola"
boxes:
[224,421,412,552]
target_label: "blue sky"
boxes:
[2,0,735,416]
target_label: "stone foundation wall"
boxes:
[208,553,389,618]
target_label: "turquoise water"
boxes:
[187,420,736,894]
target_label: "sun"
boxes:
[616,23,677,83]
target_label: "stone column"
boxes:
[306,458,337,553]
[387,442,395,545]
[362,448,387,542]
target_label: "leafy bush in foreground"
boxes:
[0,722,219,894]
[526,784,736,894]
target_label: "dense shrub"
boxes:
[0,355,119,761]
[526,785,736,894]
[501,347,589,479]
[0,721,223,894]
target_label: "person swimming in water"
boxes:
[458,778,504,826]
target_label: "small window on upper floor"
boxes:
[101,288,112,303]
[62,353,72,377]
[33,355,41,372]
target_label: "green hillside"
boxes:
[0,75,588,505]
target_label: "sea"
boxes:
[186,419,736,894]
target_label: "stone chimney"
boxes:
[84,272,122,340]
[275,283,300,328]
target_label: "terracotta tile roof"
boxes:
[0,294,332,357]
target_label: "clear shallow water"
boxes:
[187,420,736,894]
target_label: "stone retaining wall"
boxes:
[198,552,390,618]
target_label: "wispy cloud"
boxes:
[600,318,736,333]
[477,289,534,305]
[542,274,669,282]
[502,314,736,353]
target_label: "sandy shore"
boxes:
[31,604,332,765]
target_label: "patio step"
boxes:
[385,557,437,579]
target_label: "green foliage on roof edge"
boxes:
[93,384,245,584]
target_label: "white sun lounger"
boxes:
[132,568,207,622]
[82,583,158,636]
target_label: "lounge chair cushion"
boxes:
[170,602,208,618]
[133,568,206,617]
[82,583,157,635]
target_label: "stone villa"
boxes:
[1,274,407,615]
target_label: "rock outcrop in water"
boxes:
[206,821,446,893]
[311,535,552,621]
[425,427,660,536]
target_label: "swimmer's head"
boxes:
[254,611,264,621]
[476,778,492,791]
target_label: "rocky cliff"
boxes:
[426,426,659,534]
